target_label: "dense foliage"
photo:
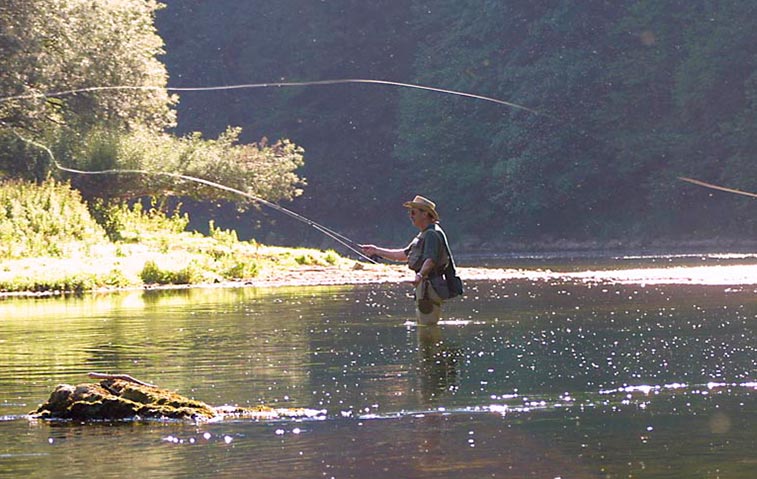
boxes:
[0,179,105,258]
[2,1,755,249]
[157,0,757,246]
[0,179,348,293]
[0,0,305,209]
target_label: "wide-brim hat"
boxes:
[403,195,439,221]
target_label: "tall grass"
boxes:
[0,179,106,259]
[0,180,354,294]
[92,198,189,243]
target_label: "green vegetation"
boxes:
[156,1,757,245]
[0,180,352,295]
[3,1,755,250]
[0,0,305,209]
[0,0,316,293]
[0,179,105,258]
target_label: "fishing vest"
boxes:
[405,224,450,275]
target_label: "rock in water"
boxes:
[30,379,218,421]
[29,375,319,422]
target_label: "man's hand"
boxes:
[359,244,378,257]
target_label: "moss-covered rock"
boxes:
[30,379,217,421]
[29,376,315,422]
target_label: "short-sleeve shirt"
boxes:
[404,224,447,273]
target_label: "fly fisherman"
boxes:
[361,195,457,325]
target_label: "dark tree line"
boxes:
[5,1,752,250]
[156,0,757,248]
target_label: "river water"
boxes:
[0,255,755,478]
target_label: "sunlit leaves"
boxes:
[67,126,305,206]
[0,0,175,135]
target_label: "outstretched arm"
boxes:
[360,244,408,263]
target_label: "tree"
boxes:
[0,0,305,212]
[0,0,175,136]
[67,127,305,205]
[597,0,757,238]
[150,0,757,245]
[396,0,620,240]
[157,0,416,240]
[0,0,175,180]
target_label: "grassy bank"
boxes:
[0,179,352,295]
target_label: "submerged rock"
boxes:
[30,374,317,422]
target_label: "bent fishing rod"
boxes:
[13,131,378,264]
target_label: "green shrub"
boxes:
[0,179,106,259]
[140,260,167,284]
[173,262,203,284]
[294,254,313,265]
[223,259,259,279]
[0,272,98,294]
[93,199,189,243]
[293,249,340,266]
[324,250,339,265]
[209,220,239,246]
[140,259,203,285]
[103,269,130,288]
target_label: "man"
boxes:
[361,195,454,325]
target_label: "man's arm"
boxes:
[360,244,408,262]
[413,257,437,286]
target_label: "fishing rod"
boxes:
[12,131,379,263]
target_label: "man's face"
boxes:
[408,208,427,228]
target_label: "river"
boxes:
[1,254,755,478]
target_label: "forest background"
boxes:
[3,0,757,254]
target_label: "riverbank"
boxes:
[244,261,757,288]
[6,179,757,297]
[5,253,757,299]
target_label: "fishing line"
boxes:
[3,78,546,261]
[679,176,757,199]
[12,131,379,263]
[0,78,542,115]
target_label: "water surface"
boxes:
[1,257,755,478]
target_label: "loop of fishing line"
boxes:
[0,78,541,115]
[2,78,550,264]
[5,79,747,237]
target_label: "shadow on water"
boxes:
[0,264,756,478]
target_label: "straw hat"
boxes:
[403,195,439,221]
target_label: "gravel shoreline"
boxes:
[218,261,757,288]
[4,261,757,299]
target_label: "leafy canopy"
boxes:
[0,0,305,210]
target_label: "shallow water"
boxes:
[1,260,755,478]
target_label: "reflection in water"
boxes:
[413,326,457,475]
[416,326,460,406]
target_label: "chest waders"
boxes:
[415,279,443,325]
[407,226,449,326]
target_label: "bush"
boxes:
[223,259,259,279]
[140,259,203,285]
[0,179,106,259]
[139,260,166,284]
[294,249,340,266]
[92,199,189,242]
[0,272,97,294]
